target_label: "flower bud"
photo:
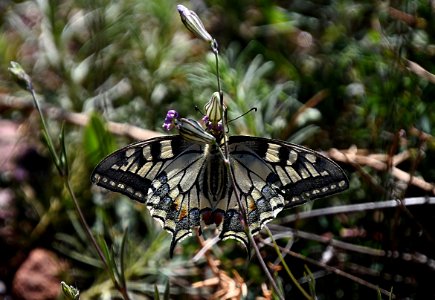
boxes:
[61,281,80,300]
[205,92,225,125]
[177,5,213,43]
[8,61,32,90]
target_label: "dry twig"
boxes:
[0,94,162,141]
[191,235,247,300]
[328,147,435,194]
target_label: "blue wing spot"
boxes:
[188,208,201,227]
[154,183,169,196]
[261,185,277,199]
[155,196,172,211]
[256,198,272,214]
[158,173,168,183]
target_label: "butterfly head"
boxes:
[163,92,226,143]
[163,109,217,144]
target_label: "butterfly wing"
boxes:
[91,135,208,255]
[230,136,349,204]
[92,136,188,202]
[92,134,348,255]
[216,141,284,249]
[144,141,210,256]
[221,136,349,247]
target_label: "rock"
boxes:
[13,248,65,300]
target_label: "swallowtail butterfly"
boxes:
[91,93,348,256]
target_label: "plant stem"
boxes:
[212,41,285,300]
[23,69,130,300]
[265,227,313,300]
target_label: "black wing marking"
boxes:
[92,134,349,255]
[217,136,348,249]
[229,136,349,207]
[91,135,190,203]
[92,135,209,256]
[218,141,286,249]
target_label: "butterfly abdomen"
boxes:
[202,144,229,204]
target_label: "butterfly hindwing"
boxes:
[220,141,286,248]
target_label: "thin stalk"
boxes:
[261,239,396,299]
[211,40,221,97]
[211,41,229,161]
[279,197,435,223]
[211,43,285,300]
[265,227,313,300]
[10,62,130,300]
[65,180,109,270]
[28,86,64,175]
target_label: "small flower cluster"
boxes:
[162,109,179,131]
[202,115,223,133]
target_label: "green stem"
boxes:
[29,88,63,175]
[212,41,285,300]
[23,71,130,300]
[65,180,109,269]
[265,227,313,300]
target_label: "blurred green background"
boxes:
[1,0,434,299]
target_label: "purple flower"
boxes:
[162,110,179,131]
[202,115,212,130]
[166,110,179,119]
[216,122,223,132]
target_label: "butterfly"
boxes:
[91,93,349,256]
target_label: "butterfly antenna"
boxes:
[228,107,257,124]
[194,105,204,116]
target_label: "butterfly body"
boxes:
[92,134,348,255]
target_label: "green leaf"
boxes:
[163,280,170,300]
[154,285,160,300]
[59,123,69,177]
[83,113,117,166]
[119,230,128,289]
[304,265,316,298]
[97,236,117,284]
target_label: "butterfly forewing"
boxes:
[91,136,191,202]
